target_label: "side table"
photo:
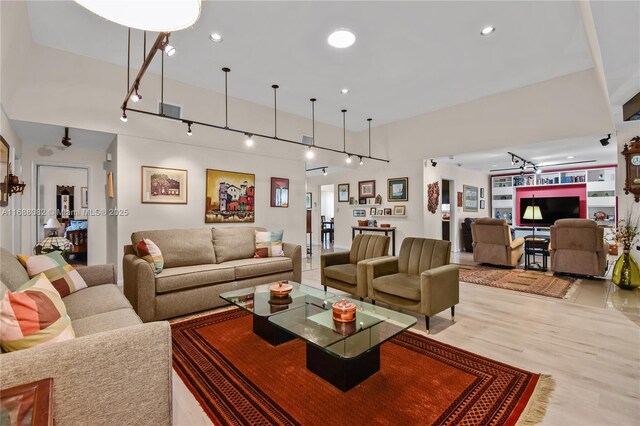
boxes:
[0,378,53,426]
[524,235,550,272]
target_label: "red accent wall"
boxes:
[515,184,587,225]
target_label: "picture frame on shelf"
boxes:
[384,208,392,215]
[377,209,383,215]
[338,183,349,202]
[370,207,376,215]
[393,205,406,215]
[353,209,366,217]
[349,196,356,205]
[480,188,485,199]
[205,169,255,223]
[358,180,376,198]
[141,165,188,204]
[387,177,408,201]
[270,177,289,207]
[305,192,312,209]
[359,198,366,204]
[463,185,479,212]
[480,200,485,210]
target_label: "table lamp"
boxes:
[44,218,62,236]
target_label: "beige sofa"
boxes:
[550,219,609,276]
[471,218,525,267]
[0,248,172,426]
[123,227,302,322]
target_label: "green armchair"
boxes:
[366,237,459,333]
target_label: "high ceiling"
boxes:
[26,0,595,131]
[12,120,116,150]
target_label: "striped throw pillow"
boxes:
[254,230,284,258]
[0,273,75,352]
[17,252,87,298]
[137,238,164,274]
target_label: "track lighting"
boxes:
[345,155,352,164]
[130,85,142,102]
[600,133,611,146]
[120,111,128,122]
[186,122,192,136]
[61,127,72,147]
[535,166,541,175]
[359,156,364,165]
[160,36,175,56]
[322,168,327,176]
[430,159,437,167]
[306,147,315,159]
[245,133,254,147]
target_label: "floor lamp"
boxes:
[523,198,543,268]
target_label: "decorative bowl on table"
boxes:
[380,223,391,228]
[269,281,293,298]
[332,299,357,323]
[357,220,369,227]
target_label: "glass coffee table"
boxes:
[220,281,417,391]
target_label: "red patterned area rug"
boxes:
[458,264,577,299]
[172,309,554,426]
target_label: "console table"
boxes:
[351,226,396,255]
[524,235,550,272]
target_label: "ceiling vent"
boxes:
[301,134,314,146]
[158,101,182,120]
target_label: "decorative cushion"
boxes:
[254,230,284,258]
[17,252,88,298]
[136,238,164,274]
[0,273,75,352]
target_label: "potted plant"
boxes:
[612,213,640,290]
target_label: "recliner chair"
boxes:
[471,218,524,267]
[549,219,609,276]
[320,234,390,299]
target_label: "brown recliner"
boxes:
[471,218,524,267]
[320,234,390,299]
[550,219,609,276]
[366,238,459,333]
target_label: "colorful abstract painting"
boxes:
[205,169,255,223]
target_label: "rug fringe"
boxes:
[517,375,556,426]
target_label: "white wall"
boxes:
[307,159,424,253]
[423,162,490,252]
[115,134,306,280]
[0,106,23,252]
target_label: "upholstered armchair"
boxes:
[550,219,609,276]
[321,234,390,299]
[471,218,524,267]
[366,238,459,333]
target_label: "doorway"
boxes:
[35,164,89,265]
[320,184,335,249]
[441,179,454,242]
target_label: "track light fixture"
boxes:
[245,133,254,147]
[323,168,327,176]
[160,35,175,56]
[600,133,611,146]
[430,159,437,167]
[306,147,315,159]
[61,127,72,147]
[120,110,128,122]
[305,166,329,175]
[359,156,364,165]
[186,122,192,136]
[130,84,142,102]
[346,155,352,164]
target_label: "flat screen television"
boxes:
[519,196,581,226]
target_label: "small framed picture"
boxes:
[393,205,406,215]
[457,191,463,208]
[338,183,349,202]
[349,196,356,205]
[463,185,479,212]
[271,177,289,208]
[353,209,366,217]
[384,208,392,215]
[306,192,312,209]
[377,209,383,215]
[141,165,188,204]
[480,188,485,199]
[358,180,376,198]
[480,199,486,210]
[81,186,88,208]
[359,198,366,204]
[370,207,376,215]
[387,177,408,202]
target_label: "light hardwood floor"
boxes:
[173,252,640,425]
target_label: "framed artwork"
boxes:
[306,192,312,209]
[359,198,366,204]
[457,191,463,208]
[480,188,485,199]
[384,208,392,215]
[349,196,356,205]
[370,207,377,215]
[81,186,88,208]
[377,209,383,215]
[0,136,9,207]
[463,185,479,212]
[270,177,289,207]
[353,209,366,217]
[338,183,350,202]
[141,166,188,204]
[387,177,408,202]
[358,180,376,198]
[205,169,255,223]
[480,200,486,210]
[393,205,406,215]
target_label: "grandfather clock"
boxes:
[622,136,640,202]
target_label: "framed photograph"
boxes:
[359,198,366,205]
[377,209,383,215]
[270,177,289,207]
[393,205,406,215]
[81,186,88,208]
[338,183,350,202]
[463,185,479,212]
[480,187,485,199]
[480,199,486,210]
[457,191,463,208]
[370,207,376,215]
[358,180,376,199]
[353,209,366,217]
[387,177,408,202]
[349,196,356,205]
[384,208,392,215]
[305,192,312,209]
[0,136,9,207]
[205,169,255,223]
[141,166,188,204]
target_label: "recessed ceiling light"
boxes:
[209,32,223,43]
[328,29,356,48]
[341,88,349,94]
[567,156,574,159]
[480,26,495,36]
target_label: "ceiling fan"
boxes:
[61,127,72,147]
